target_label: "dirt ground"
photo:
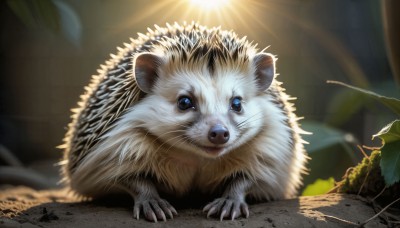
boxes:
[0,186,386,228]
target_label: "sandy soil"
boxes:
[0,186,386,228]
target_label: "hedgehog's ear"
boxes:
[253,53,276,91]
[133,52,164,93]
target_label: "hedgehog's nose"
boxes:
[208,124,230,145]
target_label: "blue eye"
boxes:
[177,96,195,110]
[231,97,242,112]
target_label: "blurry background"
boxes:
[0,0,399,189]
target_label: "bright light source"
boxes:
[190,0,230,10]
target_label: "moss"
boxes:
[337,150,400,204]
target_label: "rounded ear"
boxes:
[253,53,276,91]
[133,52,164,93]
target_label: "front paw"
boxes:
[203,197,249,221]
[133,198,178,222]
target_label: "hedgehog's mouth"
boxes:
[191,143,226,156]
[201,146,225,155]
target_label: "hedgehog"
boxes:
[60,22,308,222]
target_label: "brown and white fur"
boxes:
[61,22,308,222]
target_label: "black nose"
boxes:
[208,124,230,144]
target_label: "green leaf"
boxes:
[373,120,400,143]
[327,80,400,116]
[379,141,400,186]
[302,177,335,196]
[301,121,356,154]
[373,120,400,186]
[325,89,366,126]
[326,81,400,127]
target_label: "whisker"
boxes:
[237,112,263,125]
[164,136,189,154]
[149,128,187,145]
[237,112,265,129]
[153,133,188,154]
[162,132,197,155]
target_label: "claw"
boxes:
[150,212,157,223]
[207,206,217,218]
[203,205,209,212]
[231,211,237,221]
[133,204,140,220]
[203,202,214,212]
[170,206,178,216]
[150,200,166,221]
[241,204,249,218]
[133,198,177,222]
[164,200,178,216]
[204,197,249,220]
[159,201,172,219]
[220,209,227,221]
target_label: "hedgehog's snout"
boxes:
[208,124,230,144]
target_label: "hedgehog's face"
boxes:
[133,52,276,158]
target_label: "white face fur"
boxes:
[133,52,275,159]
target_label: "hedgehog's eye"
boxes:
[177,96,195,111]
[231,97,242,113]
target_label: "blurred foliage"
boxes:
[302,121,357,155]
[6,0,81,46]
[7,0,60,31]
[328,81,400,117]
[301,121,360,186]
[302,177,335,196]
[326,81,400,127]
[303,79,399,187]
[324,89,367,127]
[324,82,400,210]
[329,81,400,186]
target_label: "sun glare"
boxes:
[190,0,230,10]
[129,0,273,44]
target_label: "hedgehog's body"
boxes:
[61,23,308,222]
